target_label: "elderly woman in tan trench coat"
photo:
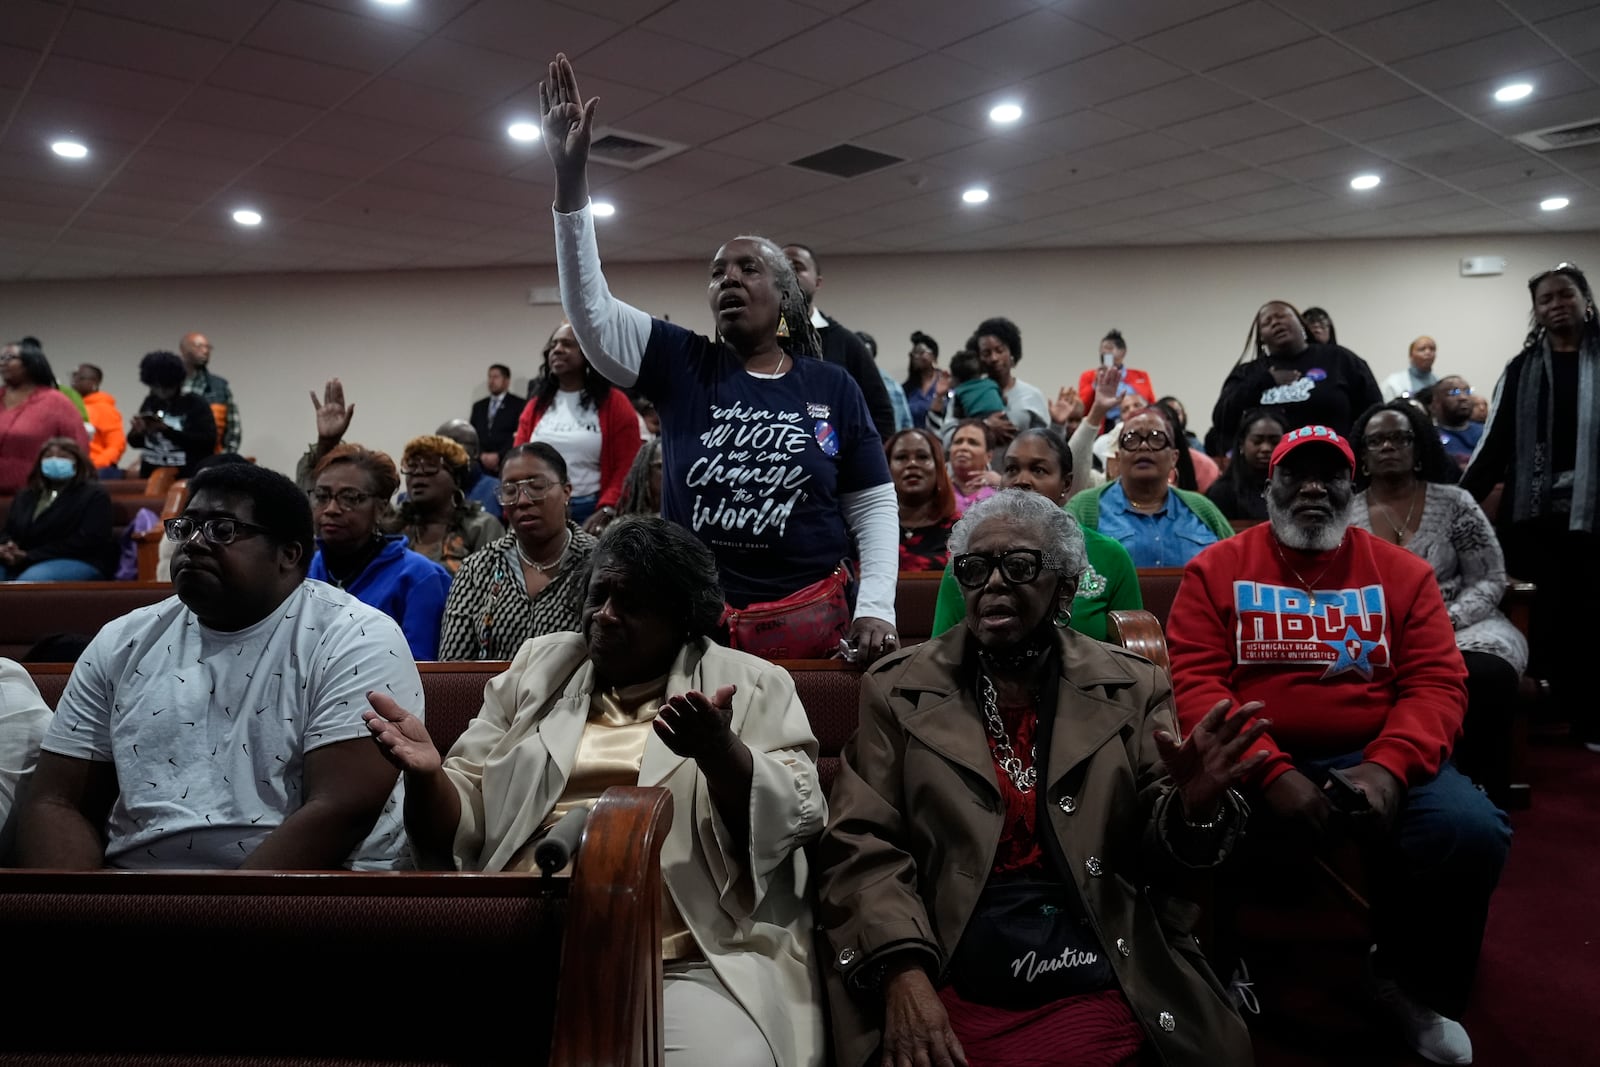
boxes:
[817,490,1263,1067]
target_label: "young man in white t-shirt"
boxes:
[19,462,423,870]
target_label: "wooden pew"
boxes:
[895,569,942,643]
[0,582,172,660]
[0,785,672,1066]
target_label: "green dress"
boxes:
[931,523,1141,642]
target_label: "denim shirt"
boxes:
[1096,482,1219,567]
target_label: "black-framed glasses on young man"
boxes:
[163,516,271,546]
[1119,429,1170,452]
[496,478,558,506]
[952,549,1046,589]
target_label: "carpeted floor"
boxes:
[1248,740,1599,1065]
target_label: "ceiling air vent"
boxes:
[588,128,686,171]
[789,143,905,178]
[1513,117,1600,152]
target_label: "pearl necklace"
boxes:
[517,527,571,572]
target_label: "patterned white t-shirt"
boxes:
[42,580,424,870]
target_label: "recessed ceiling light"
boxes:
[989,102,1023,124]
[962,187,990,204]
[591,201,616,218]
[507,121,540,142]
[372,0,410,6]
[1541,196,1570,211]
[51,140,88,159]
[232,209,263,226]
[1350,174,1381,190]
[1494,82,1533,103]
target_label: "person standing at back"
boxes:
[470,363,525,476]
[1380,336,1440,401]
[129,351,216,478]
[1076,328,1156,435]
[0,343,91,493]
[781,242,896,440]
[179,331,240,454]
[70,363,126,476]
[1429,376,1481,473]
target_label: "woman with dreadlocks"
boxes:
[1206,299,1380,455]
[1463,262,1600,748]
[539,54,899,664]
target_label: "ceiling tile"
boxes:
[855,115,985,161]
[1268,0,1438,32]
[1220,124,1348,165]
[407,135,525,177]
[1018,47,1187,119]
[771,91,914,139]
[1137,152,1248,188]
[1433,60,1593,118]
[78,0,273,40]
[1319,96,1459,140]
[1336,0,1519,63]
[292,0,481,35]
[244,0,425,74]
[757,20,924,86]
[620,98,757,144]
[843,0,1039,49]
[340,77,481,130]
[1181,168,1287,201]
[704,122,841,166]
[1165,103,1301,148]
[1064,0,1246,41]
[1267,68,1420,122]
[678,61,828,119]
[31,55,191,114]
[53,8,229,78]
[442,0,622,60]
[388,37,539,98]
[145,118,287,162]
[1067,131,1198,171]
[1389,28,1562,92]
[300,112,434,157]
[175,86,324,137]
[265,139,382,180]
[579,28,738,94]
[644,0,827,56]
[228,164,352,200]
[1021,109,1141,154]
[1260,144,1394,181]
[942,9,1116,79]
[852,52,1011,115]
[206,47,371,109]
[1136,2,1315,71]
[1477,88,1600,138]
[1207,37,1371,98]
[1535,8,1600,56]
[1100,77,1252,129]
[0,1,69,53]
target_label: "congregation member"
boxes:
[435,418,504,519]
[1076,328,1155,435]
[438,443,596,662]
[948,418,999,511]
[818,490,1258,1067]
[0,343,90,493]
[0,659,51,858]
[296,378,357,490]
[932,429,1140,643]
[902,330,941,429]
[1380,336,1440,401]
[128,350,216,478]
[541,55,899,663]
[1302,306,1338,345]
[616,436,663,518]
[306,444,452,662]
[1205,408,1287,523]
[386,434,504,575]
[1429,376,1481,473]
[1350,401,1527,804]
[885,428,961,571]
[513,322,641,532]
[1152,399,1220,493]
[17,463,419,871]
[0,438,116,582]
[1160,396,1206,454]
[179,331,240,454]
[1067,408,1232,567]
[1209,300,1381,450]
[366,517,825,1067]
[1463,261,1600,749]
[1168,425,1509,1066]
[782,242,897,440]
[70,363,127,475]
[469,362,524,476]
[928,318,1049,464]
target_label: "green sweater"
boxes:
[1065,482,1234,541]
[932,523,1141,642]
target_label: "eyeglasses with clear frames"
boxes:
[308,488,374,510]
[497,478,559,506]
[952,549,1046,589]
[164,516,271,546]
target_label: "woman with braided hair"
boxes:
[538,54,899,663]
[1463,261,1600,747]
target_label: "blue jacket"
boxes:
[308,535,452,660]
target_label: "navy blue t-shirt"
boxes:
[638,319,890,609]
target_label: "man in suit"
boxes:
[470,363,525,475]
[782,243,896,440]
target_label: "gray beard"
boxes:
[1268,499,1351,552]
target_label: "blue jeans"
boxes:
[1296,752,1511,1017]
[3,558,106,582]
[568,493,598,526]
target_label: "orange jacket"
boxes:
[83,390,127,469]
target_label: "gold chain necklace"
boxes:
[1372,485,1421,545]
[1272,536,1344,610]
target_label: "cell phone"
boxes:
[1324,767,1371,814]
[1100,350,1116,368]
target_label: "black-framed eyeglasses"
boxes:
[952,549,1046,589]
[401,463,443,477]
[1119,429,1170,452]
[1445,387,1474,397]
[497,477,559,506]
[1364,430,1415,450]
[164,516,271,546]
[308,488,374,510]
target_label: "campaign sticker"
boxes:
[1305,367,1328,382]
[814,420,839,456]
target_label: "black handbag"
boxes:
[947,877,1115,1009]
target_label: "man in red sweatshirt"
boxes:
[1169,424,1509,1067]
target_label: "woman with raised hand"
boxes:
[538,54,899,663]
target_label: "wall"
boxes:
[6,230,1598,478]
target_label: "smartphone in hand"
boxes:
[1324,767,1371,814]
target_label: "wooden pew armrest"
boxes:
[1107,608,1170,676]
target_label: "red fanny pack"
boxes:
[721,564,850,660]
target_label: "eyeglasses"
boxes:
[1364,430,1415,450]
[309,488,374,510]
[1529,261,1581,285]
[1445,387,1474,397]
[401,463,443,477]
[1118,429,1170,452]
[164,516,270,546]
[952,549,1046,589]
[497,477,560,506]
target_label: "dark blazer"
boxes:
[2,481,118,576]
[471,392,526,459]
[819,314,896,441]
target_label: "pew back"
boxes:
[0,582,172,660]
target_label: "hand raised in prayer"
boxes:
[540,53,598,185]
[309,378,354,445]
[654,685,738,765]
[1153,699,1271,820]
[1047,386,1081,426]
[363,691,443,776]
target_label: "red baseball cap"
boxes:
[1268,424,1356,478]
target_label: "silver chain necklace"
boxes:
[981,675,1037,794]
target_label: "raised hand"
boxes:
[1153,698,1271,819]
[540,53,598,200]
[363,691,443,776]
[654,685,738,763]
[1048,386,1081,426]
[309,378,354,444]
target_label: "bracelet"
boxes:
[1179,789,1240,831]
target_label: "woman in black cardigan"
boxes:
[0,438,116,581]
